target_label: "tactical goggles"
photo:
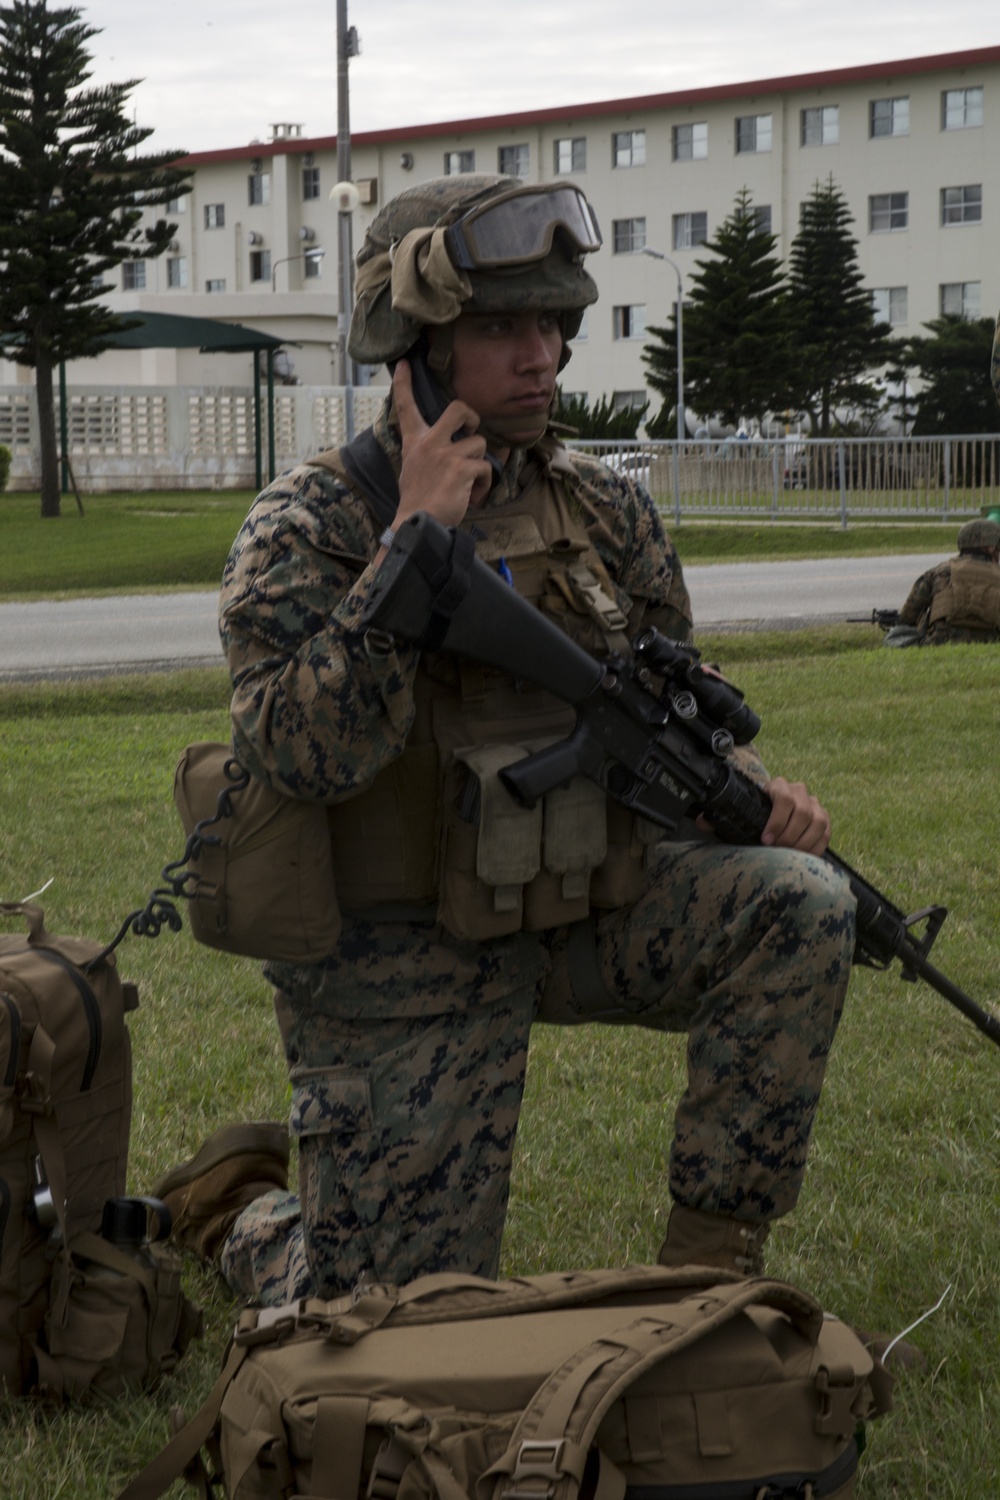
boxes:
[445,185,603,270]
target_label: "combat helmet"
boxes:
[348,174,601,373]
[956,518,1000,553]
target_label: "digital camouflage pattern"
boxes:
[221,840,854,1304]
[217,397,855,1306]
[220,396,692,800]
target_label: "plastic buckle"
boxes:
[234,1305,298,1348]
[366,1436,410,1500]
[815,1364,861,1438]
[499,1439,567,1500]
[18,1073,52,1116]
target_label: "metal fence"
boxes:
[3,383,999,520]
[566,435,1000,525]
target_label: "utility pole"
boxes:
[334,0,360,439]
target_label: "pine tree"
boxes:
[786,178,897,437]
[642,189,796,432]
[895,317,1000,436]
[0,1,192,516]
[552,388,648,440]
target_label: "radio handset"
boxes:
[395,347,503,483]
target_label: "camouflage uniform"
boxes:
[216,396,855,1306]
[898,552,1000,644]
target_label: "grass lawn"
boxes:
[0,637,998,1495]
[0,489,962,599]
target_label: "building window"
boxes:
[870,97,909,137]
[250,249,271,283]
[869,192,909,232]
[942,87,983,129]
[554,136,586,173]
[613,390,646,412]
[204,203,225,229]
[801,106,839,146]
[498,143,529,179]
[166,256,187,289]
[613,305,646,340]
[871,286,907,325]
[673,211,708,250]
[753,205,772,236]
[248,172,270,206]
[613,129,645,168]
[735,114,772,154]
[612,217,646,253]
[940,281,981,319]
[165,195,186,214]
[444,150,475,175]
[941,185,982,225]
[672,122,707,161]
[205,278,227,293]
[122,261,146,291]
[304,251,322,279]
[302,165,320,200]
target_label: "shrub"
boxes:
[0,444,11,493]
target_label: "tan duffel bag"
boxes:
[118,1263,891,1499]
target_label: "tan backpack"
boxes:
[119,1264,891,1500]
[0,901,201,1400]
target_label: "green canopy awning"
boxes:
[103,310,285,355]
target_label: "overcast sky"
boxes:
[77,1,995,156]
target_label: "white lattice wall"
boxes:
[4,385,384,490]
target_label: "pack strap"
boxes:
[115,1338,252,1500]
[335,428,401,527]
[312,1395,369,1499]
[479,1278,825,1500]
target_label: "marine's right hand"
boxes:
[389,359,494,542]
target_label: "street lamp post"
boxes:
[271,247,325,292]
[641,246,685,442]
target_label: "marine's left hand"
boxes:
[759,776,831,854]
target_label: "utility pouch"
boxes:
[438,743,543,941]
[33,1231,202,1403]
[438,743,612,941]
[173,742,341,963]
[522,774,608,929]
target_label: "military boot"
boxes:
[656,1203,770,1276]
[152,1122,289,1267]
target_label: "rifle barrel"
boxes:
[898,941,1000,1048]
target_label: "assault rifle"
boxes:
[848,608,900,630]
[359,513,1000,1051]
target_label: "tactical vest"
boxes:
[928,555,1000,637]
[315,439,660,942]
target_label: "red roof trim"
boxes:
[180,44,1000,166]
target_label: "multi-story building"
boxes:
[3,44,997,431]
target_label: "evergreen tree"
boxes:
[552,388,648,440]
[0,1,192,516]
[786,178,897,437]
[894,317,1000,436]
[642,189,796,432]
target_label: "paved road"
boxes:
[0,552,947,681]
[684,551,947,630]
